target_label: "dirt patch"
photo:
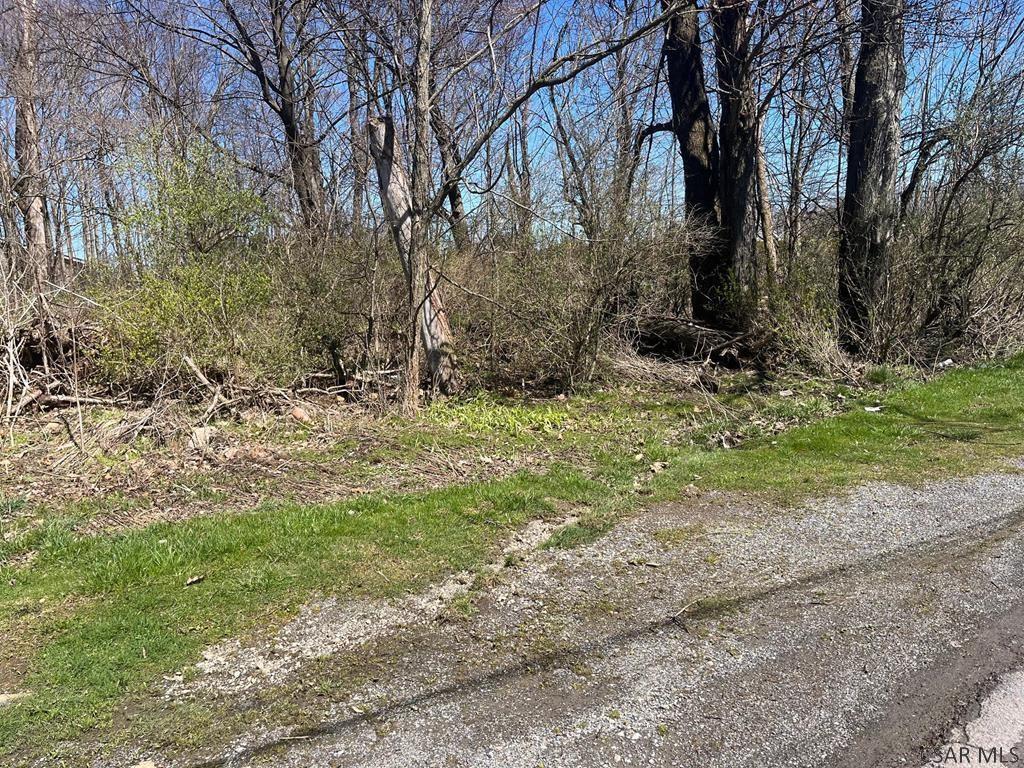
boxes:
[163,514,579,701]
[1,403,546,545]
[0,635,30,696]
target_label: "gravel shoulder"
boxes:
[93,467,1024,767]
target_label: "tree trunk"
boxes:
[221,0,326,235]
[428,93,470,252]
[60,193,77,273]
[755,118,778,286]
[835,0,857,221]
[282,108,325,232]
[0,157,21,275]
[275,57,324,233]
[661,0,724,324]
[12,0,48,293]
[610,46,635,224]
[712,0,760,324]
[838,0,906,351]
[367,116,458,402]
[97,150,128,271]
[46,194,64,283]
[513,99,533,241]
[346,37,367,233]
[783,59,809,274]
[835,0,857,142]
[266,0,325,233]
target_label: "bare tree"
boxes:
[429,82,470,252]
[346,30,368,232]
[368,117,458,402]
[662,0,722,322]
[4,0,1021,404]
[837,0,906,350]
[360,0,692,406]
[12,0,48,292]
[128,0,330,233]
[711,0,760,324]
[223,0,326,231]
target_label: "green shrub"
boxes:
[81,140,317,392]
[123,140,271,263]
[91,261,300,392]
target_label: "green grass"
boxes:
[652,524,707,548]
[0,496,141,565]
[543,520,607,550]
[655,358,1024,498]
[424,392,574,437]
[3,357,1024,759]
[0,467,599,754]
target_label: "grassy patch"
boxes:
[424,392,573,438]
[1,496,143,566]
[0,467,599,755]
[3,358,1024,759]
[655,358,1024,499]
[543,520,605,550]
[652,524,707,548]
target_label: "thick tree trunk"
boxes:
[712,0,760,324]
[13,0,47,293]
[367,116,458,401]
[281,108,325,231]
[661,0,724,324]
[838,0,906,350]
[275,48,324,234]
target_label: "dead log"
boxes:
[630,316,749,368]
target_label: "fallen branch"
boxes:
[37,394,124,408]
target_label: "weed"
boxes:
[652,525,707,548]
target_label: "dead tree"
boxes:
[838,0,906,350]
[367,116,458,400]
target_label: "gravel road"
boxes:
[130,469,1024,768]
